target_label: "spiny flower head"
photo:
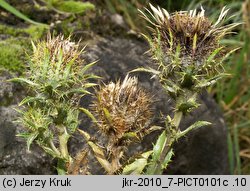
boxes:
[23,34,97,103]
[137,4,240,96]
[140,4,239,65]
[32,34,82,72]
[91,75,153,144]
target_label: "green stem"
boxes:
[172,111,183,127]
[49,139,61,156]
[152,111,183,175]
[157,138,173,172]
[59,126,70,159]
[57,125,71,174]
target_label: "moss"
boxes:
[23,25,47,40]
[0,24,20,37]
[0,38,32,73]
[0,24,47,39]
[52,1,95,14]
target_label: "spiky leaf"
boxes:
[79,108,97,123]
[122,151,152,175]
[19,96,43,106]
[88,141,111,173]
[9,78,39,86]
[177,121,212,139]
[162,148,174,169]
[146,130,167,174]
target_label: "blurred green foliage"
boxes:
[42,0,95,14]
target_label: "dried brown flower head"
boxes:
[140,4,240,64]
[92,75,153,143]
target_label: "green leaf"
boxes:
[177,121,212,139]
[206,47,223,63]
[26,131,39,151]
[162,79,181,95]
[122,151,153,175]
[88,141,112,173]
[104,0,116,13]
[52,1,95,14]
[56,159,67,175]
[146,130,167,175]
[192,33,197,53]
[103,108,111,123]
[123,132,139,140]
[152,131,167,161]
[63,59,74,80]
[195,73,230,88]
[55,49,64,78]
[16,132,31,139]
[83,83,97,88]
[144,125,163,135]
[81,61,97,74]
[130,67,160,76]
[40,144,61,158]
[19,96,43,106]
[162,148,174,169]
[83,74,101,80]
[9,78,39,86]
[78,129,91,141]
[0,0,48,26]
[79,108,97,123]
[65,88,91,95]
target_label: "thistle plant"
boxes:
[127,4,240,174]
[78,75,157,174]
[11,34,97,174]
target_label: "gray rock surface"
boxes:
[0,37,229,174]
[0,71,55,174]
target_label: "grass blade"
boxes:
[0,0,48,27]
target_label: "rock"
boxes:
[0,71,55,175]
[167,92,228,174]
[110,14,126,29]
[0,37,229,174]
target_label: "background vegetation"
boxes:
[0,0,249,174]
